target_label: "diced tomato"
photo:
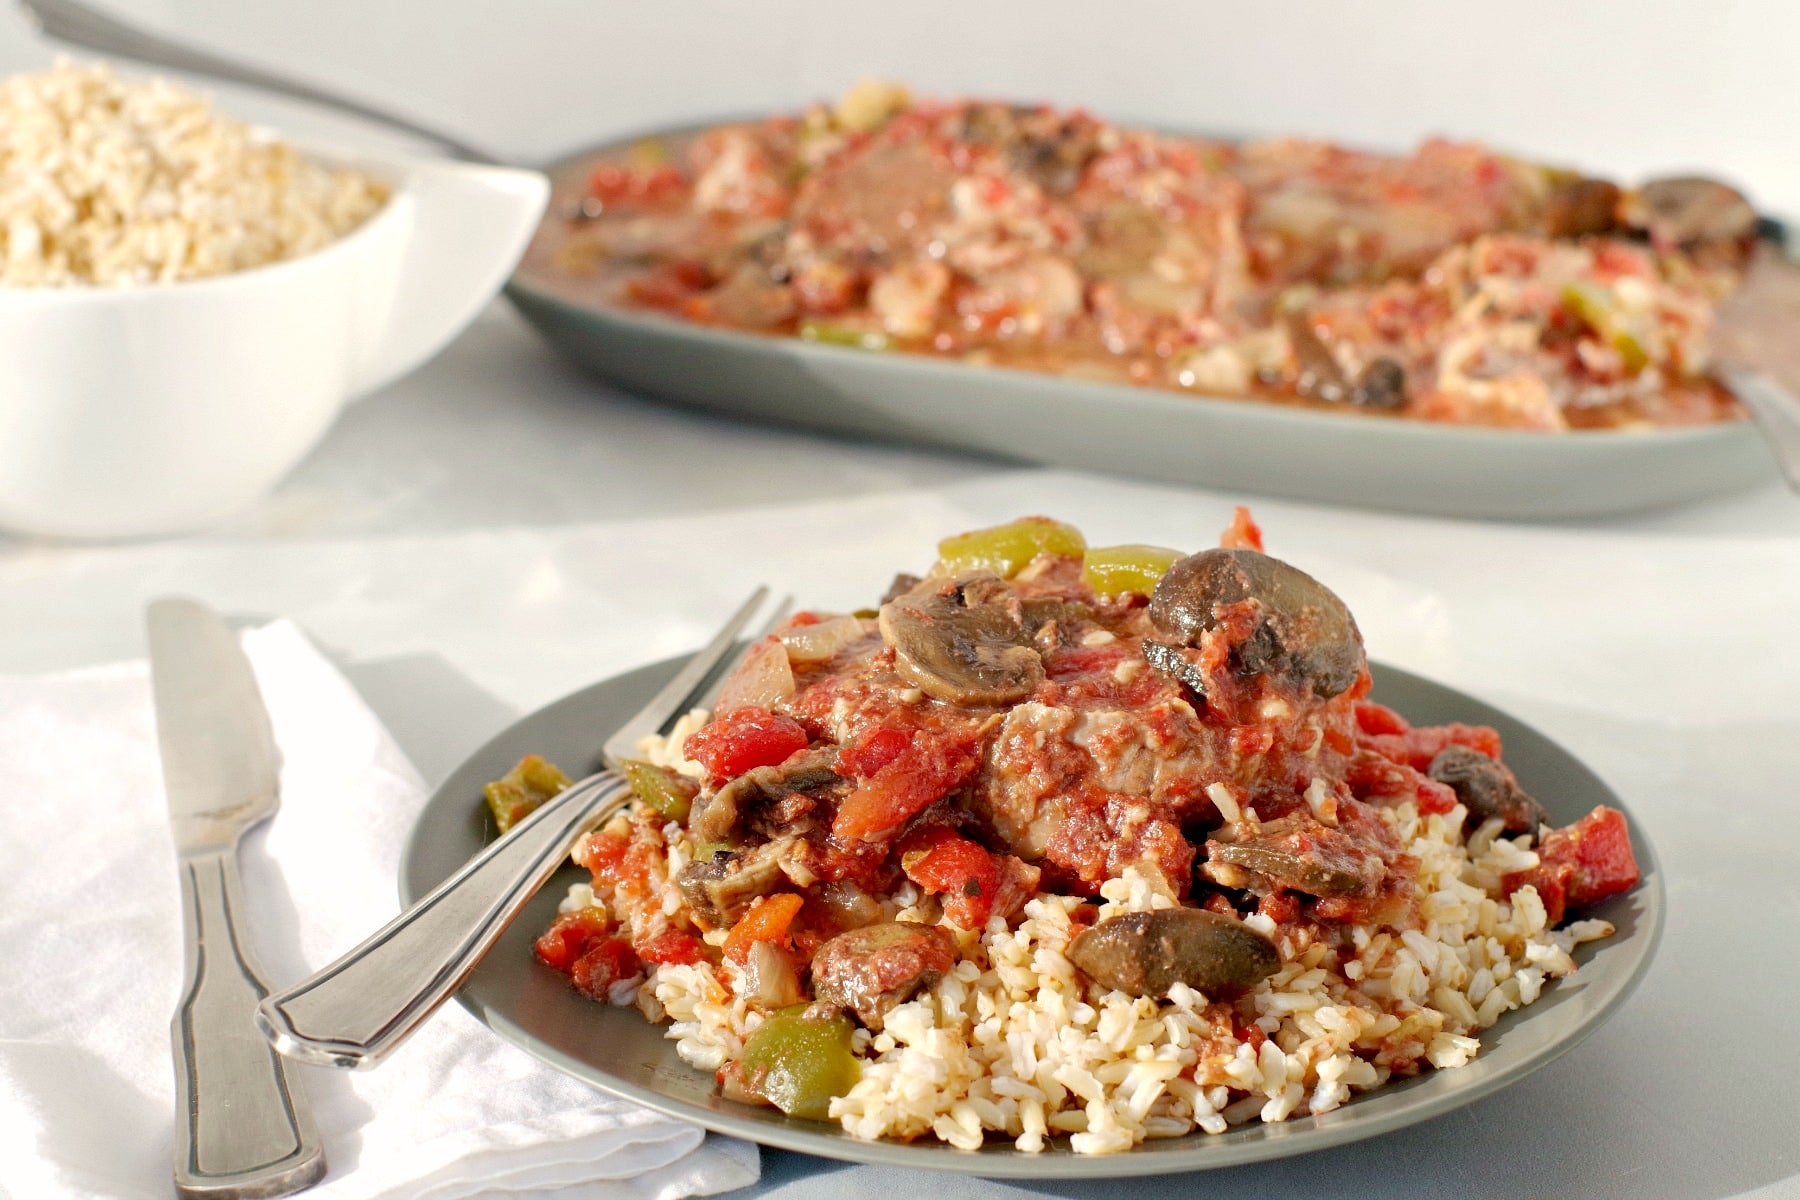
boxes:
[632,927,708,966]
[533,908,614,973]
[1541,805,1639,909]
[1505,862,1573,926]
[901,827,1001,928]
[1345,751,1458,814]
[625,258,714,309]
[838,726,913,780]
[831,729,983,843]
[1354,700,1411,738]
[1257,891,1301,925]
[683,707,811,786]
[722,892,805,962]
[575,830,631,882]
[569,937,641,1001]
[1505,807,1637,925]
[1199,893,1237,918]
[587,161,686,206]
[1219,505,1265,552]
[627,273,702,311]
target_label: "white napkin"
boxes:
[0,620,759,1200]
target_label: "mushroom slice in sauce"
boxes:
[1541,175,1623,240]
[1427,745,1548,834]
[1621,176,1759,262]
[1204,814,1387,898]
[809,921,957,1030]
[676,836,800,929]
[688,749,842,845]
[1284,315,1407,410]
[878,574,1046,706]
[1069,908,1279,999]
[1140,639,1209,698]
[1148,548,1364,700]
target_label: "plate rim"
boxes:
[402,657,1665,1178]
[506,271,1756,452]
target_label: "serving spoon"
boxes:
[1713,250,1800,492]
[18,0,1800,493]
[14,0,503,164]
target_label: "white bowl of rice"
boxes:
[0,62,549,539]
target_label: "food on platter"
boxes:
[0,61,389,287]
[492,511,1640,1152]
[526,80,1769,431]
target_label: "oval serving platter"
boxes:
[505,131,1777,521]
[400,655,1663,1177]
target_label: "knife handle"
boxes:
[173,847,327,1199]
[257,771,634,1069]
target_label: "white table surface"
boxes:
[5,7,1800,1197]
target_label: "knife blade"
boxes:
[149,597,326,1199]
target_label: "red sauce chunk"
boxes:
[684,706,811,786]
[1505,805,1640,925]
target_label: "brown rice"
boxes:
[570,714,1615,1154]
[1,60,388,287]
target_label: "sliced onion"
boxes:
[714,637,795,710]
[780,615,868,664]
[743,939,803,1009]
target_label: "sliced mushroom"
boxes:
[809,921,956,1030]
[1020,597,1095,634]
[1068,908,1279,999]
[676,836,797,929]
[958,102,1099,194]
[1286,314,1406,410]
[878,574,1045,706]
[689,749,841,845]
[1141,639,1208,698]
[1203,813,1386,898]
[1621,176,1758,263]
[1148,548,1364,700]
[880,573,924,606]
[1542,175,1622,240]
[1287,312,1353,405]
[1427,745,1548,834]
[1350,358,1407,410]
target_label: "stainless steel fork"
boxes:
[256,588,788,1068]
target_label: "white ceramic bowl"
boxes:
[0,148,549,539]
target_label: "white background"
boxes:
[4,0,1798,212]
[3,6,1799,1199]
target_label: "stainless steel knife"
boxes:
[149,598,327,1199]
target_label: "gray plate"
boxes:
[400,656,1663,1177]
[506,138,1775,520]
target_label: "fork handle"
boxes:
[256,772,633,1068]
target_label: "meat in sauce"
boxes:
[521,83,1768,431]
